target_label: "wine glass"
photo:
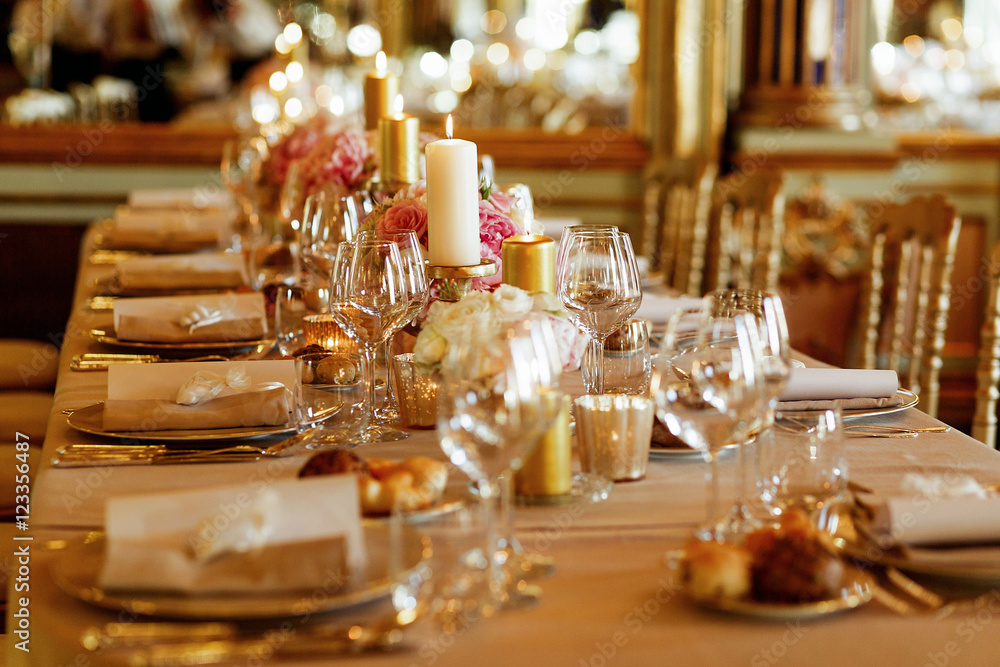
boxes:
[221,135,267,250]
[299,187,365,286]
[328,234,411,443]
[651,305,766,540]
[557,230,642,394]
[703,290,792,534]
[438,317,563,607]
[374,230,429,425]
[554,224,619,276]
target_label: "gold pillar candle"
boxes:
[303,314,357,354]
[363,52,399,131]
[515,393,572,496]
[501,235,556,293]
[378,112,420,185]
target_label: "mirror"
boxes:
[3,0,642,132]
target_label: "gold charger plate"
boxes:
[90,328,274,355]
[92,276,241,297]
[686,567,874,620]
[67,393,342,442]
[49,524,423,620]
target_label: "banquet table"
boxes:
[8,224,1000,667]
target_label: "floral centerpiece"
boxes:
[412,285,588,372]
[366,180,541,292]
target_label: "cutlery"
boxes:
[71,353,231,371]
[50,432,310,467]
[844,424,951,434]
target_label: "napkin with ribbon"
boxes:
[128,188,233,210]
[777,368,901,411]
[98,476,366,593]
[102,360,297,432]
[103,207,231,253]
[115,252,248,291]
[114,293,268,343]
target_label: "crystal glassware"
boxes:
[438,317,563,607]
[299,187,365,286]
[328,234,411,443]
[557,230,641,394]
[651,306,766,540]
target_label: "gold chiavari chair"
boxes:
[710,170,786,293]
[639,159,717,297]
[973,243,1000,448]
[853,195,961,419]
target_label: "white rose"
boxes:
[531,292,563,315]
[491,284,534,321]
[430,292,501,347]
[413,326,447,366]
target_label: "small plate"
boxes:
[841,388,919,420]
[50,524,423,620]
[90,329,274,356]
[686,567,874,620]
[67,392,341,442]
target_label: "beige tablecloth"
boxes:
[8,225,1000,667]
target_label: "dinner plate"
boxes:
[90,328,274,356]
[66,391,342,442]
[92,276,238,297]
[649,443,737,461]
[685,567,874,620]
[840,388,919,420]
[49,524,424,620]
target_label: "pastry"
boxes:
[299,451,447,515]
[315,356,356,384]
[682,539,753,600]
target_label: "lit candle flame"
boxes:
[375,51,387,76]
[393,94,404,116]
[446,114,453,140]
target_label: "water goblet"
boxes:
[438,317,563,607]
[651,306,766,540]
[557,230,641,394]
[299,187,365,286]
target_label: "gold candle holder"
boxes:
[391,353,440,428]
[427,260,497,302]
[501,234,555,293]
[303,314,357,354]
[378,112,420,185]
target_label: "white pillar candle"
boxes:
[426,116,481,267]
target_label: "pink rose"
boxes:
[376,199,429,246]
[488,190,516,215]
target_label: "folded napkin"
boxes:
[635,293,704,325]
[98,476,366,593]
[114,293,268,343]
[115,252,248,291]
[777,368,901,410]
[128,188,233,210]
[102,360,297,432]
[103,207,229,253]
[871,496,1000,548]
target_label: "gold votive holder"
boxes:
[427,260,497,302]
[303,314,357,355]
[515,393,572,497]
[392,353,441,429]
[574,394,654,482]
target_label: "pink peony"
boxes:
[376,199,429,246]
[488,190,516,215]
[477,200,523,287]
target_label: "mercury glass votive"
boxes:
[574,394,654,482]
[303,314,357,354]
[391,353,440,428]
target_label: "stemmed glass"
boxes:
[374,231,429,425]
[438,317,563,607]
[557,230,642,394]
[299,187,365,286]
[706,290,792,533]
[220,135,267,250]
[555,224,619,276]
[328,234,411,443]
[652,305,766,540]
